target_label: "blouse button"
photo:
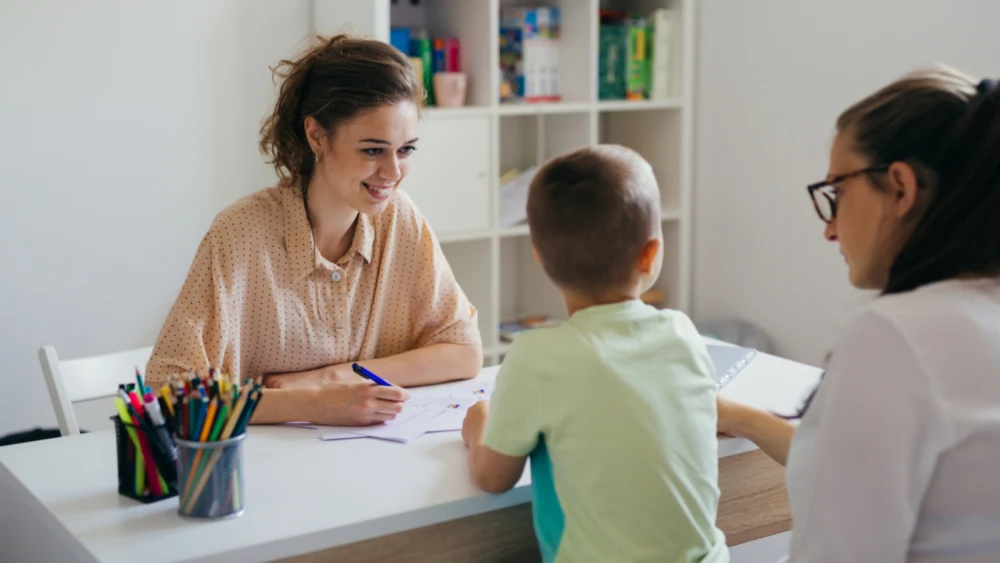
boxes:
[331,271,342,282]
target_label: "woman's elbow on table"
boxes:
[455,343,484,380]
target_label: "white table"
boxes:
[0,351,821,563]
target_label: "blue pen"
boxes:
[352,363,392,386]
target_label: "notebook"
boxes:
[706,344,757,390]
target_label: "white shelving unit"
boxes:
[314,0,696,366]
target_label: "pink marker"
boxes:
[445,38,460,72]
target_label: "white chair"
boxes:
[38,345,154,436]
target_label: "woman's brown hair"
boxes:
[259,34,424,199]
[786,66,1000,419]
[837,65,1000,294]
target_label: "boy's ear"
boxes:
[639,238,661,275]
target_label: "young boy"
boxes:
[462,145,728,562]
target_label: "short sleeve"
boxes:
[787,310,953,562]
[145,233,235,384]
[408,213,481,349]
[482,342,541,457]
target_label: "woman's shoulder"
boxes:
[861,278,1000,337]
[839,278,1000,382]
[204,185,291,249]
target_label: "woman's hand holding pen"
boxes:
[306,381,410,426]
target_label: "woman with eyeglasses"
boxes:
[717,66,1000,561]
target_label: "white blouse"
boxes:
[786,278,1000,562]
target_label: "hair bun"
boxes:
[976,78,998,94]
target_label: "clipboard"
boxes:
[707,344,757,390]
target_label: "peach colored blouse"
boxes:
[146,185,480,384]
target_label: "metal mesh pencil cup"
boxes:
[111,415,178,503]
[175,434,247,519]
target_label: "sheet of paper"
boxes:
[310,397,479,443]
[436,379,494,400]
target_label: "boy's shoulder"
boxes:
[504,304,705,364]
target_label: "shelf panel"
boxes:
[597,99,683,112]
[497,102,593,116]
[498,225,530,238]
[498,213,677,241]
[421,106,494,119]
[485,343,512,358]
[662,208,682,221]
[437,229,494,244]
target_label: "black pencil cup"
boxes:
[111,415,178,503]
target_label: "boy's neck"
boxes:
[562,285,642,317]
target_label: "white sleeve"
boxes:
[787,310,953,563]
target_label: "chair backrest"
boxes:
[38,345,154,436]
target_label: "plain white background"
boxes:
[1,0,999,435]
[0,0,310,434]
[693,0,1000,364]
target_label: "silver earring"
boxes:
[314,152,321,163]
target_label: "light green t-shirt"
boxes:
[483,300,729,563]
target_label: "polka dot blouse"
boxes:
[145,185,481,384]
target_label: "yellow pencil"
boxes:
[159,385,175,416]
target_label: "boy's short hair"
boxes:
[527,144,661,295]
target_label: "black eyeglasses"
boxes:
[806,165,890,223]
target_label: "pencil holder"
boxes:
[175,434,247,520]
[111,416,178,503]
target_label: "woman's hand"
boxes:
[263,364,363,390]
[462,401,490,447]
[307,381,411,426]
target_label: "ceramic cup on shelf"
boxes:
[433,72,467,107]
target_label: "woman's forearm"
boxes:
[351,342,483,387]
[250,387,317,424]
[734,406,797,466]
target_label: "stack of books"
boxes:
[499,6,561,103]
[599,8,675,101]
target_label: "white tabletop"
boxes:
[0,350,821,563]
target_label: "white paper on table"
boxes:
[439,379,494,400]
[308,397,479,443]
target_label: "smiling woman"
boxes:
[144,34,483,427]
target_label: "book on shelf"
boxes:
[499,166,538,228]
[648,9,675,100]
[499,6,561,103]
[625,17,648,100]
[599,8,675,102]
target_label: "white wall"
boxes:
[0,0,311,435]
[693,0,1000,364]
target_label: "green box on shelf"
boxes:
[598,23,626,100]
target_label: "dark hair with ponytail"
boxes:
[258,34,424,199]
[837,66,1000,294]
[785,66,1000,419]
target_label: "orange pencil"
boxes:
[198,397,218,442]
